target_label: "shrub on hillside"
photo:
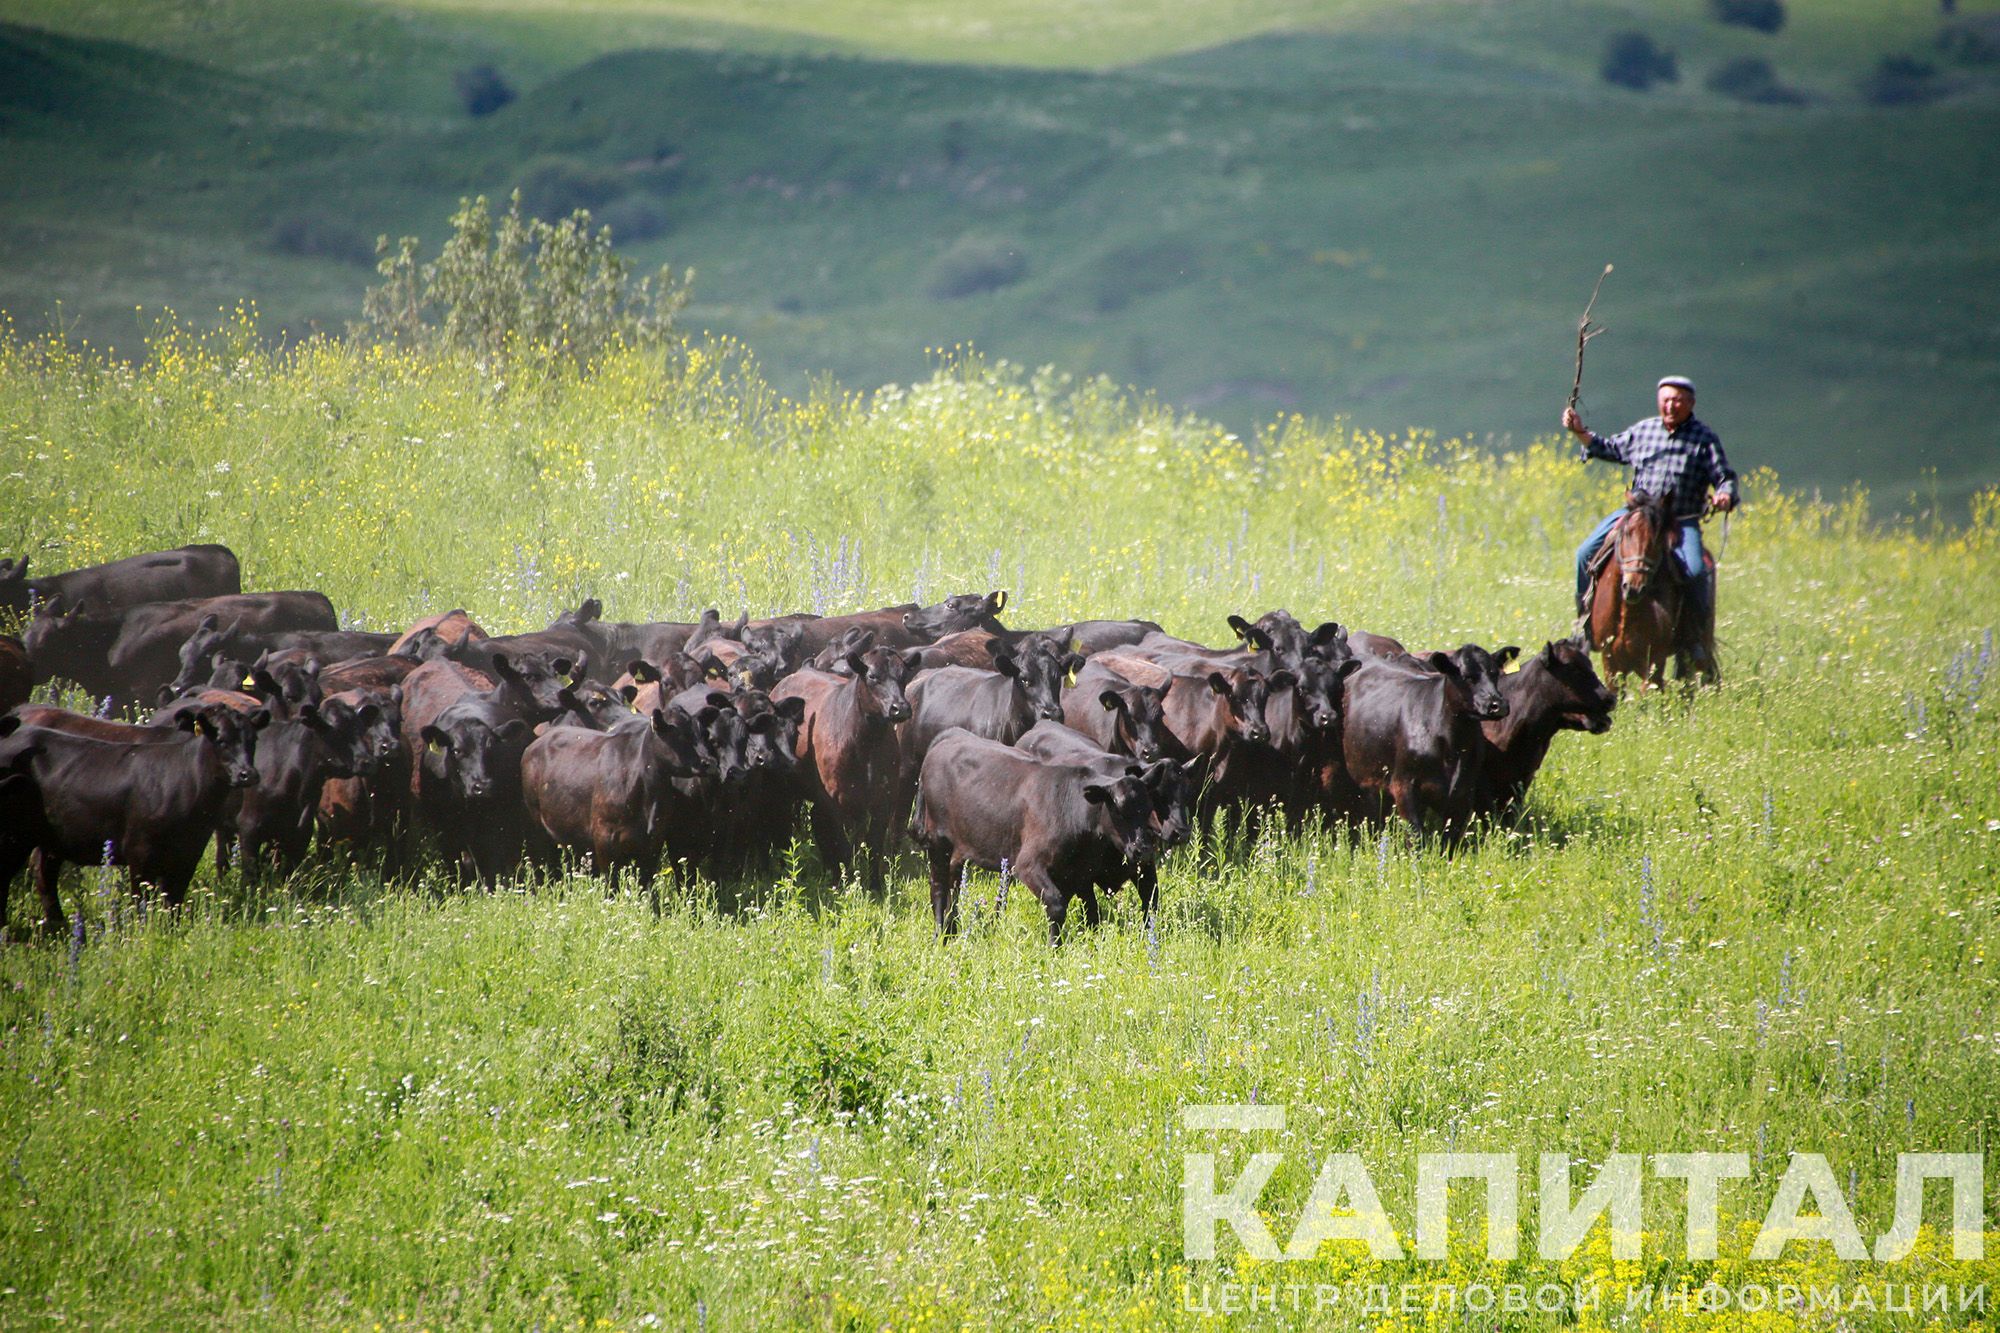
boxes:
[596,194,673,243]
[515,156,628,222]
[453,63,516,117]
[267,212,376,265]
[1938,17,2000,64]
[1862,55,1945,105]
[1710,0,1786,34]
[926,233,1028,300]
[1602,32,1679,91]
[358,191,692,364]
[1707,56,1806,104]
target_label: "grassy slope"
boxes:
[3,0,1999,506]
[0,326,1996,1328]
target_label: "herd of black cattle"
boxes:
[0,543,1619,943]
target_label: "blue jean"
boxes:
[1575,511,1708,619]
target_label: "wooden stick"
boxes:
[1569,264,1613,415]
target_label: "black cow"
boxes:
[1334,656,1487,844]
[520,708,712,882]
[769,648,920,888]
[911,728,1159,944]
[0,544,240,617]
[1060,662,1179,764]
[0,704,265,934]
[1478,640,1615,822]
[24,591,337,708]
[166,615,394,694]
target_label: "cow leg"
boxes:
[808,798,851,880]
[1077,884,1102,930]
[1390,777,1428,839]
[1017,866,1069,946]
[926,843,959,937]
[1132,861,1159,925]
[32,848,67,939]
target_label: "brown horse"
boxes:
[1587,491,1710,690]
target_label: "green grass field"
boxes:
[0,319,1996,1328]
[2,0,1998,509]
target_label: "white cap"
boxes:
[1657,375,1696,394]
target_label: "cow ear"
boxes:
[1425,651,1460,677]
[551,656,576,680]
[1098,689,1124,713]
[250,667,282,698]
[299,702,326,730]
[775,696,806,723]
[704,690,731,708]
[630,659,660,684]
[1497,645,1521,666]
[1337,658,1364,680]
[389,685,404,707]
[1267,669,1297,692]
[199,613,220,632]
[994,652,1020,679]
[175,710,200,732]
[1206,672,1232,696]
[491,653,518,681]
[0,715,16,738]
[496,718,531,742]
[694,705,721,730]
[577,597,602,624]
[619,684,638,704]
[421,724,450,750]
[248,708,272,730]
[357,703,381,726]
[1062,652,1085,676]
[900,649,925,675]
[1541,641,1561,665]
[156,685,176,706]
[745,710,780,734]
[992,589,1007,612]
[1227,614,1253,641]
[844,651,868,677]
[1081,783,1112,806]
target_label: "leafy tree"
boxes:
[453,64,516,117]
[1602,32,1679,91]
[359,192,692,365]
[1710,0,1786,35]
[1861,55,1944,106]
[1707,56,1805,104]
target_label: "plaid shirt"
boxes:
[1581,415,1740,519]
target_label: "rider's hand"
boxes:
[1711,491,1736,514]
[1562,407,1587,438]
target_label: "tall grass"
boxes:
[0,319,1996,1328]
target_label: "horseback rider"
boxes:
[1563,376,1739,673]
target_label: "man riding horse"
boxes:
[1563,376,1739,678]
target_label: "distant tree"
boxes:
[1709,0,1786,34]
[926,234,1028,300]
[359,192,692,364]
[1706,56,1806,104]
[454,64,517,118]
[1861,55,1944,106]
[1602,32,1679,91]
[1938,17,2000,64]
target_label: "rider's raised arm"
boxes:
[1580,423,1634,466]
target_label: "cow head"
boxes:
[1097,683,1172,763]
[1136,757,1201,849]
[1533,640,1616,734]
[490,651,570,719]
[301,696,398,778]
[1082,772,1158,864]
[420,700,533,800]
[997,643,1079,722]
[812,627,877,673]
[1207,668,1294,747]
[741,620,808,673]
[178,703,268,788]
[554,597,602,628]
[1429,644,1516,721]
[645,707,709,780]
[554,677,633,731]
[903,590,1006,641]
[1289,656,1363,733]
[169,614,233,694]
[846,647,918,723]
[249,653,325,720]
[736,692,804,776]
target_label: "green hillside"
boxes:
[2,0,1998,506]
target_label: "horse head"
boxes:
[1616,491,1672,600]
